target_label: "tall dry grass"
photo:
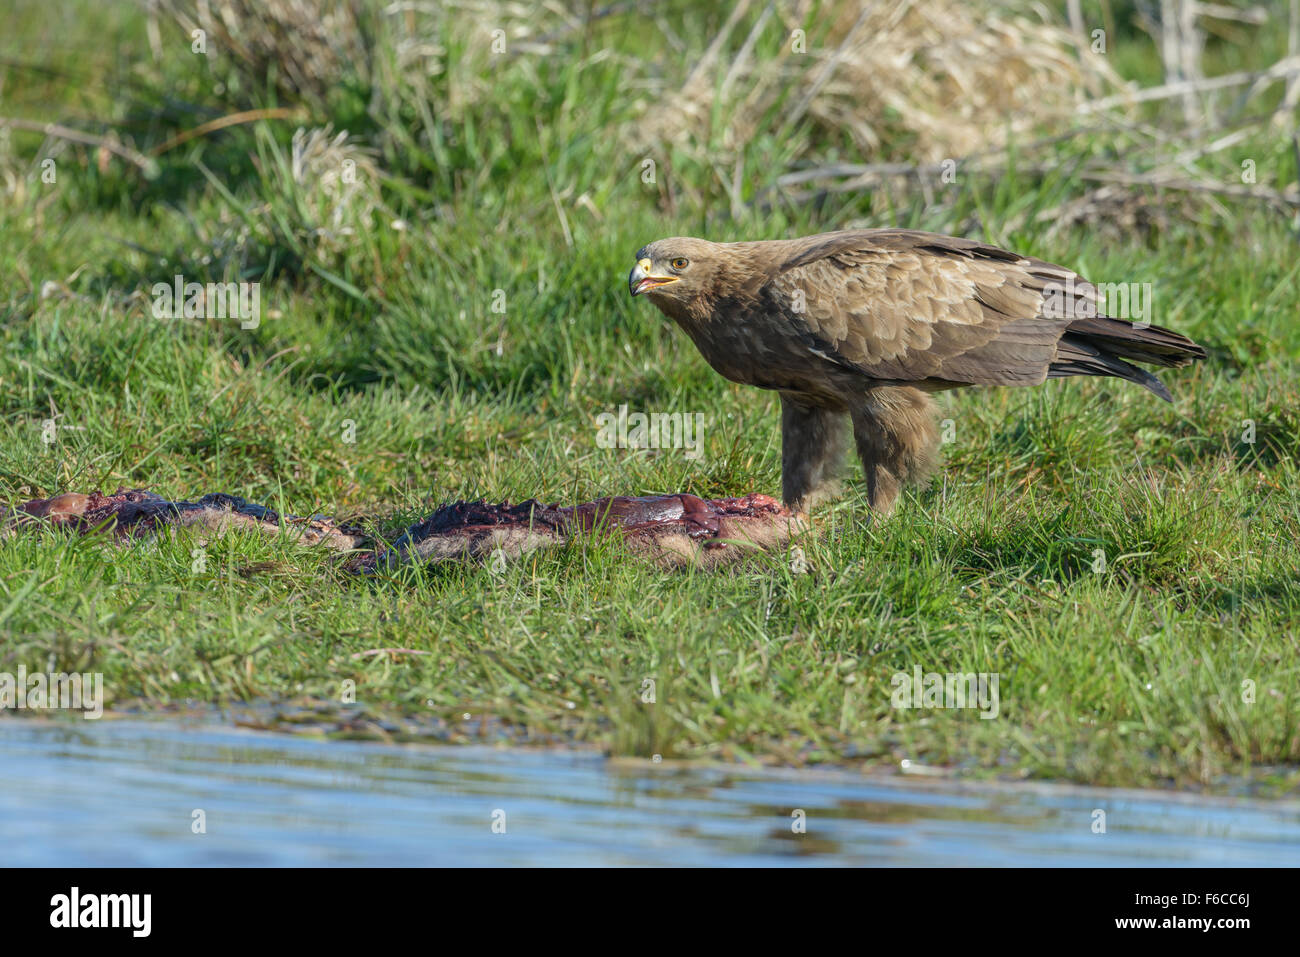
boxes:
[630,0,1122,163]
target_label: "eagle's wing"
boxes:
[761,230,1199,399]
[763,230,1076,387]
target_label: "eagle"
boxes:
[628,229,1206,515]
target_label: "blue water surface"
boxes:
[2,718,1296,866]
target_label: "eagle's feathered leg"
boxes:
[780,395,846,513]
[849,387,940,514]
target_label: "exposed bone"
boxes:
[5,488,365,550]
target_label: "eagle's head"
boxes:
[628,237,722,307]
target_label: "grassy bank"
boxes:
[1,0,1298,792]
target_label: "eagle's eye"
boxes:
[670,257,689,270]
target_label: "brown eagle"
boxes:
[628,229,1205,515]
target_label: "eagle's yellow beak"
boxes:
[629,258,679,296]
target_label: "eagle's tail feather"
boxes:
[1062,316,1207,368]
[1047,319,1205,402]
[1049,333,1178,402]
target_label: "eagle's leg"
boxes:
[849,387,940,515]
[779,395,846,514]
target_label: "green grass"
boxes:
[1,0,1298,793]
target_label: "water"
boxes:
[2,718,1296,866]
